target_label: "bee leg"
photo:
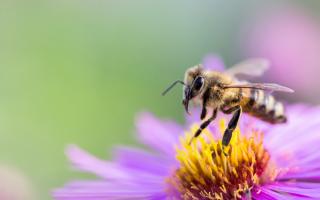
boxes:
[221,105,240,114]
[200,106,207,120]
[222,106,241,155]
[200,90,210,120]
[189,108,218,145]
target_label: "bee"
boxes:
[162,58,294,150]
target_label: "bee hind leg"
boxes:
[189,108,217,145]
[221,105,241,114]
[222,106,241,155]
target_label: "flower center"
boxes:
[167,119,277,200]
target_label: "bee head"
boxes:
[182,65,205,114]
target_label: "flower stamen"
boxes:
[168,119,275,200]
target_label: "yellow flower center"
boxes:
[167,119,277,200]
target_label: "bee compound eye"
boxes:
[193,77,204,91]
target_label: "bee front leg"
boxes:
[189,108,217,145]
[200,90,210,120]
[222,106,241,154]
[200,106,207,120]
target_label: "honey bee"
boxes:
[162,58,294,150]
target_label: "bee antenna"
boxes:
[162,80,186,96]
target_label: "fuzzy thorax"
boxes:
[168,120,277,200]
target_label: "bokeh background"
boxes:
[1,0,320,199]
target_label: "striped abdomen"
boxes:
[241,89,287,124]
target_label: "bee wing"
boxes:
[226,58,270,77]
[224,83,294,93]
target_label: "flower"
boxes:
[243,6,320,103]
[53,57,320,199]
[53,103,320,199]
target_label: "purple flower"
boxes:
[53,57,320,199]
[53,103,320,199]
[243,6,320,102]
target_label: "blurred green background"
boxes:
[1,0,320,199]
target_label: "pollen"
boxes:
[167,119,276,200]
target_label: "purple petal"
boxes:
[252,188,277,200]
[66,145,165,183]
[202,54,225,71]
[279,181,320,189]
[184,107,202,125]
[262,105,320,180]
[252,187,295,200]
[53,180,167,200]
[66,145,130,180]
[237,112,271,135]
[279,170,320,181]
[135,112,183,156]
[113,146,176,176]
[264,183,320,199]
